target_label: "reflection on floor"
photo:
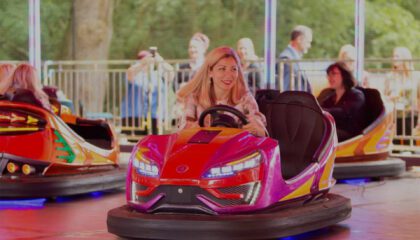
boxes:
[2,172,420,240]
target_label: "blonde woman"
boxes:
[237,38,261,94]
[385,47,418,140]
[338,44,369,87]
[177,46,266,137]
[176,32,210,88]
[0,63,16,95]
[9,64,51,110]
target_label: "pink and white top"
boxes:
[178,92,266,128]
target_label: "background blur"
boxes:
[0,0,419,61]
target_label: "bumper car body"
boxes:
[0,91,125,198]
[107,91,351,239]
[319,87,405,179]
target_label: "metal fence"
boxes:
[43,58,420,155]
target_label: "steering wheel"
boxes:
[198,105,249,128]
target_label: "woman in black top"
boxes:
[320,61,366,142]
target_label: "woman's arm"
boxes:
[243,113,267,137]
[127,58,151,82]
[242,93,267,137]
[177,95,199,130]
[155,54,175,83]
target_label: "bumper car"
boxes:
[0,89,125,198]
[317,87,405,179]
[107,92,351,239]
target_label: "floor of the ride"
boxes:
[1,171,420,240]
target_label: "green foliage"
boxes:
[365,1,420,58]
[40,0,72,60]
[112,0,420,59]
[0,0,71,60]
[0,0,28,60]
[276,0,355,58]
[111,0,265,59]
[0,0,419,60]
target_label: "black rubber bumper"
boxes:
[107,193,351,240]
[0,167,126,198]
[333,158,405,179]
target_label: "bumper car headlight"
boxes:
[205,152,261,178]
[133,151,159,177]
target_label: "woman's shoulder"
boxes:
[350,87,364,94]
[184,93,199,106]
[240,91,256,101]
[347,87,365,100]
[237,92,259,111]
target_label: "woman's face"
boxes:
[237,41,251,61]
[210,57,239,94]
[341,52,355,71]
[188,39,206,60]
[327,67,344,90]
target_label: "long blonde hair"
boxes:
[338,44,356,61]
[0,63,16,94]
[392,47,414,78]
[11,64,51,110]
[237,38,259,62]
[190,32,210,53]
[177,46,249,109]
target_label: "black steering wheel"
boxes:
[198,105,249,128]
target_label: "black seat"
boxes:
[356,87,384,131]
[42,86,58,99]
[11,88,44,108]
[66,118,114,149]
[42,86,63,115]
[0,94,10,100]
[316,88,335,105]
[256,90,326,180]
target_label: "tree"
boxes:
[0,0,419,61]
[70,0,114,113]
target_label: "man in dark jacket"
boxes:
[277,25,312,93]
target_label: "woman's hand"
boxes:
[243,114,266,137]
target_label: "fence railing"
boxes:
[42,58,420,155]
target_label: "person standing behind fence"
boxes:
[338,44,370,88]
[0,63,16,95]
[277,25,312,93]
[175,32,210,90]
[384,47,419,141]
[122,49,174,135]
[237,38,262,95]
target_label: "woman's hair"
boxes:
[0,63,16,94]
[177,46,249,109]
[392,46,414,78]
[326,61,356,90]
[237,38,259,61]
[11,64,51,110]
[338,44,356,61]
[190,32,210,52]
[0,63,16,80]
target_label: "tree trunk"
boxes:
[71,0,114,115]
